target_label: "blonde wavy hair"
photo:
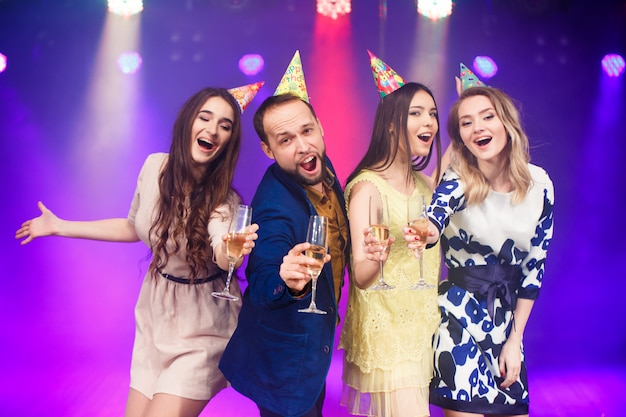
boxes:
[447,86,532,205]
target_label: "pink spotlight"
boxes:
[238,54,264,76]
[601,54,625,77]
[0,53,6,73]
[473,56,498,78]
[117,52,142,74]
[317,0,351,19]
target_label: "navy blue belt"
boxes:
[447,265,522,320]
[159,269,226,285]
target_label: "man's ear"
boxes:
[260,141,275,159]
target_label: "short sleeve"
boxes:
[127,155,153,226]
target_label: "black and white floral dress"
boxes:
[428,164,554,415]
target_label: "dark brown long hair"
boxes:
[149,87,242,282]
[346,82,442,186]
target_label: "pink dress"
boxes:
[127,153,242,400]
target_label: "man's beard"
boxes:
[284,152,327,187]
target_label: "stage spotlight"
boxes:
[238,54,264,76]
[601,54,625,77]
[473,56,498,78]
[108,0,143,17]
[117,52,142,74]
[0,53,6,73]
[317,0,351,20]
[417,0,453,21]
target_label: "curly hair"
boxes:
[149,87,242,283]
[447,86,531,205]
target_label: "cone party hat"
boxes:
[368,50,406,98]
[228,81,265,113]
[274,50,309,102]
[459,63,485,91]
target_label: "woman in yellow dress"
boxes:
[340,52,445,417]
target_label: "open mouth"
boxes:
[418,133,432,143]
[197,138,215,151]
[300,155,318,173]
[476,137,492,147]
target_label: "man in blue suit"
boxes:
[219,62,349,415]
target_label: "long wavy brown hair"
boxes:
[149,87,242,282]
[447,86,531,205]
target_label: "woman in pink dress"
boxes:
[15,86,260,417]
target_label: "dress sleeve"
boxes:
[518,171,555,299]
[428,167,466,233]
[127,155,153,226]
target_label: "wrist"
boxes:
[288,281,311,299]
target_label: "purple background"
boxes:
[1,0,625,415]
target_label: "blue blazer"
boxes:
[219,157,346,417]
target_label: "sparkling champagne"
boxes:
[410,218,429,243]
[370,224,390,245]
[305,244,326,277]
[226,232,247,262]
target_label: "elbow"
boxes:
[352,276,371,290]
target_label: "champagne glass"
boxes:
[407,195,435,290]
[212,204,252,301]
[369,194,394,291]
[298,215,329,314]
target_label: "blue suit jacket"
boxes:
[219,158,346,417]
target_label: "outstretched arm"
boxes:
[15,201,139,244]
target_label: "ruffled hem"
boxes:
[341,359,432,417]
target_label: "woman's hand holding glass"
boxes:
[212,204,257,302]
[222,223,259,263]
[402,224,437,255]
[362,226,395,263]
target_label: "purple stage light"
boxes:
[238,54,264,76]
[601,54,625,77]
[117,52,142,74]
[473,56,498,78]
[0,53,6,73]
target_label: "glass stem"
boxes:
[224,261,235,292]
[310,275,318,308]
[379,259,385,283]
[419,257,424,282]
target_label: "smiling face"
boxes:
[190,96,235,168]
[405,89,438,158]
[457,94,508,165]
[260,99,327,188]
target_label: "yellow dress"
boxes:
[339,170,441,417]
